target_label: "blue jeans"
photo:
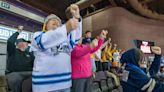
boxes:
[91,58,96,72]
[50,88,70,92]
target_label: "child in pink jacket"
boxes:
[71,30,108,92]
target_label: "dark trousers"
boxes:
[102,62,109,71]
[72,77,92,92]
[95,61,103,72]
[6,72,31,92]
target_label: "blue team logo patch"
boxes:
[51,45,70,55]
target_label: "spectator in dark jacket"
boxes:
[6,25,34,92]
[82,30,92,44]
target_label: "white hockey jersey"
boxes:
[30,20,82,92]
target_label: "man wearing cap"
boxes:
[6,25,34,92]
[30,4,82,92]
[82,30,93,44]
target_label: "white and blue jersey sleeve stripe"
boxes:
[33,25,67,50]
[35,32,45,50]
[68,18,82,49]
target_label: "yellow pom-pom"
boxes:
[42,23,46,32]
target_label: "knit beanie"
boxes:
[42,14,61,32]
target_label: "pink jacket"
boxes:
[71,38,103,79]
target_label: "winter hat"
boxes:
[42,14,61,32]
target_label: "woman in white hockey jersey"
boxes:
[30,4,82,92]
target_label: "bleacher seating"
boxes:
[0,76,7,92]
[4,70,122,92]
[92,70,123,92]
[107,78,115,91]
[100,80,108,92]
[92,82,102,92]
[94,71,107,82]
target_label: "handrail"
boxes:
[0,53,6,55]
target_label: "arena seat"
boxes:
[92,82,102,92]
[107,78,115,92]
[0,76,7,92]
[100,80,108,92]
[94,71,107,82]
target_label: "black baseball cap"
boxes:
[16,38,31,44]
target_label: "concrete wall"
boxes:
[82,7,164,53]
